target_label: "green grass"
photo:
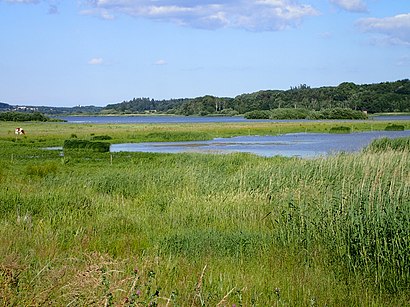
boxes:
[365,136,410,152]
[329,125,352,133]
[0,121,409,305]
[385,124,405,131]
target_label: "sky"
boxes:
[0,0,409,107]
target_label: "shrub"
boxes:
[244,110,271,119]
[329,126,351,133]
[0,111,50,122]
[310,108,368,120]
[270,108,311,119]
[63,139,110,152]
[385,124,405,131]
[91,135,113,140]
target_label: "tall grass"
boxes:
[365,136,410,152]
[0,126,409,305]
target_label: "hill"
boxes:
[103,79,410,115]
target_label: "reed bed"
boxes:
[0,123,409,305]
[365,136,410,152]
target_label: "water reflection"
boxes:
[110,130,410,158]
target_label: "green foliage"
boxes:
[26,162,58,177]
[144,131,211,142]
[0,111,51,122]
[329,126,352,133]
[91,135,113,140]
[365,137,410,152]
[310,108,368,120]
[1,122,410,305]
[270,108,311,119]
[385,124,405,131]
[244,110,271,119]
[63,139,110,152]
[103,79,410,115]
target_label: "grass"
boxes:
[0,121,409,305]
[1,119,409,146]
[385,124,405,131]
[329,125,352,133]
[365,136,410,152]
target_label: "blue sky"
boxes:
[1,0,409,107]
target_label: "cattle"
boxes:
[15,128,25,135]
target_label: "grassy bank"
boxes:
[1,119,409,146]
[0,122,409,305]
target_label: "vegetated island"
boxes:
[0,111,65,122]
[1,79,409,119]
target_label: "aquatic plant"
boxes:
[385,124,405,131]
[365,136,410,152]
[63,139,110,152]
[329,126,351,133]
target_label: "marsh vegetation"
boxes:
[0,121,409,305]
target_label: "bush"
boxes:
[385,124,405,131]
[91,135,113,140]
[63,139,110,152]
[244,110,271,119]
[329,126,352,133]
[310,108,368,120]
[0,111,50,122]
[270,108,311,119]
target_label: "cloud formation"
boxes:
[81,0,319,31]
[154,59,167,66]
[3,0,40,3]
[357,13,410,45]
[330,0,367,13]
[3,0,61,15]
[88,57,104,65]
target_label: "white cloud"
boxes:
[357,13,410,46]
[4,0,40,3]
[3,0,62,15]
[80,0,319,31]
[88,57,104,65]
[154,59,167,65]
[330,0,367,13]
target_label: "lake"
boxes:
[110,130,410,158]
[57,115,410,124]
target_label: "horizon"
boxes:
[1,1,409,107]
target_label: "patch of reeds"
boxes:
[365,136,410,152]
[385,124,405,131]
[91,135,112,140]
[63,139,110,152]
[0,126,409,305]
[329,125,351,133]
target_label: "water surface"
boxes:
[110,130,410,158]
[57,115,410,124]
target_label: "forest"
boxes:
[103,79,410,115]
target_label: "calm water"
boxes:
[110,130,410,158]
[58,115,257,124]
[57,115,410,124]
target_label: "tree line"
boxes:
[102,79,410,115]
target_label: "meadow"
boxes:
[0,120,409,306]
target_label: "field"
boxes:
[0,120,409,306]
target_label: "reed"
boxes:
[365,136,410,152]
[0,123,409,305]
